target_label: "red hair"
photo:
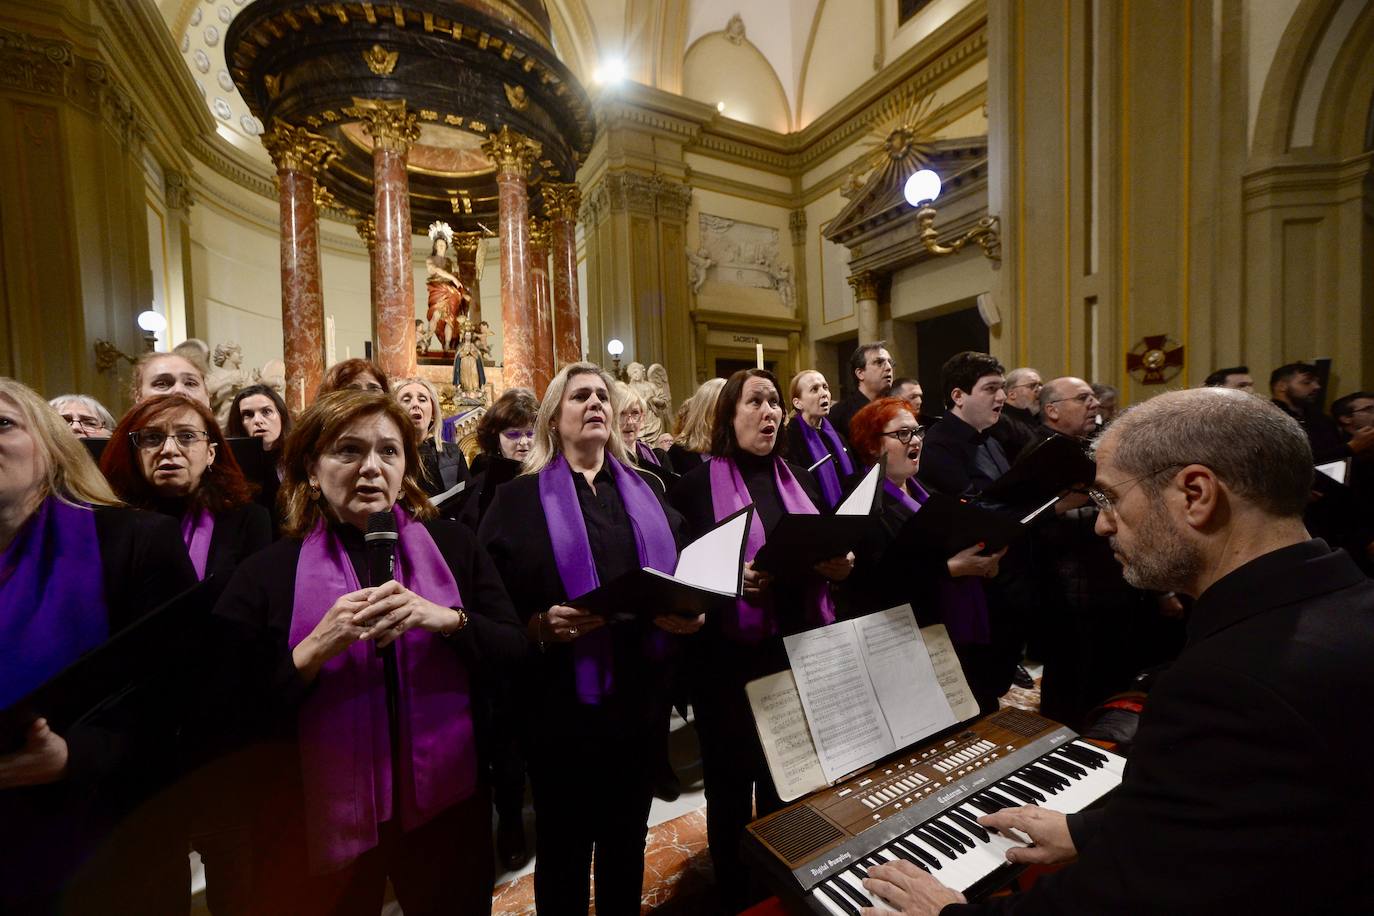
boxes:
[848,397,919,465]
[101,394,255,513]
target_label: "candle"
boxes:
[756,343,764,369]
[345,345,351,360]
[325,315,336,367]
[299,378,305,412]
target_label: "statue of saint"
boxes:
[207,342,251,425]
[426,221,468,352]
[627,362,671,443]
[453,323,486,395]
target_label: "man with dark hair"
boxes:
[990,367,1043,462]
[890,377,924,419]
[916,351,1008,498]
[1203,365,1253,390]
[1270,362,1346,461]
[829,341,893,440]
[859,388,1374,915]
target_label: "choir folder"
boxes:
[1,577,218,753]
[570,506,753,621]
[751,462,884,577]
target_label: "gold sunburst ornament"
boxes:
[857,93,940,174]
[363,45,398,76]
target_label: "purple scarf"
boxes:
[709,456,837,642]
[884,478,991,645]
[634,440,662,468]
[289,506,476,874]
[795,417,855,509]
[538,455,678,704]
[0,498,108,709]
[180,506,214,580]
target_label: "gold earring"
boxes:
[308,483,321,499]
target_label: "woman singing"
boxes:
[784,369,855,509]
[211,390,523,915]
[395,377,471,505]
[479,363,701,916]
[670,368,854,913]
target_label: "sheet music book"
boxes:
[430,479,467,508]
[976,432,1095,510]
[892,491,1027,557]
[747,610,975,799]
[1315,459,1349,485]
[569,506,752,622]
[1,577,219,753]
[750,463,884,576]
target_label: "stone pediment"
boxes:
[825,136,988,249]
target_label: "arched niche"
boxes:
[682,31,791,133]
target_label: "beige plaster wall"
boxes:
[682,32,792,132]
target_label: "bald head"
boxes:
[1039,377,1099,437]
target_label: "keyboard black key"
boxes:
[999,780,1042,805]
[884,841,923,869]
[818,881,860,916]
[925,821,968,852]
[1063,742,1109,766]
[969,794,1004,815]
[895,837,941,870]
[985,789,1022,808]
[1022,764,1069,791]
[947,809,991,843]
[1040,754,1087,779]
[832,873,872,909]
[914,827,957,860]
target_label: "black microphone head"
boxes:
[365,510,398,543]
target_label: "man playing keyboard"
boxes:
[858,388,1374,915]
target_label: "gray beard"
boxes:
[1114,503,1203,593]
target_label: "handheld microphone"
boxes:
[366,512,399,662]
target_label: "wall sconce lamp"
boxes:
[904,169,1002,262]
[95,310,165,372]
[606,337,626,381]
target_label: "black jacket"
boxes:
[828,389,875,443]
[988,404,1041,464]
[916,412,1011,499]
[947,540,1374,914]
[151,500,273,584]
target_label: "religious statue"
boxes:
[474,320,494,364]
[207,342,252,425]
[415,318,435,355]
[426,221,468,352]
[453,321,486,396]
[627,362,672,443]
[686,246,713,294]
[771,262,795,311]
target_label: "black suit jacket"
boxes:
[916,412,1011,499]
[947,540,1374,914]
[828,389,874,443]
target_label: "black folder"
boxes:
[570,507,753,622]
[975,432,1096,510]
[750,463,885,577]
[891,491,1028,558]
[1,577,219,753]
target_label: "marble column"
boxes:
[542,183,583,368]
[351,98,420,380]
[453,230,483,328]
[263,121,339,410]
[848,271,881,345]
[528,218,554,395]
[353,213,378,352]
[482,126,540,392]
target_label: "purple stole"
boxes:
[795,417,855,509]
[883,478,991,645]
[180,506,214,580]
[0,498,109,709]
[708,456,836,642]
[289,506,476,874]
[634,439,662,468]
[538,454,678,704]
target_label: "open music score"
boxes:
[745,708,1125,915]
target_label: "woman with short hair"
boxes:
[317,358,389,397]
[784,368,854,509]
[459,388,538,531]
[479,363,700,916]
[49,393,116,439]
[211,390,523,915]
[669,368,854,913]
[667,376,724,475]
[227,384,292,456]
[0,377,197,915]
[130,350,210,406]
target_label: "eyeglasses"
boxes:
[130,429,210,450]
[1087,464,1184,515]
[1048,392,1098,406]
[500,429,535,441]
[881,426,925,444]
[61,414,105,431]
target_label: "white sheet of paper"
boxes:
[835,461,881,516]
[430,479,467,507]
[854,606,956,747]
[920,624,980,721]
[671,508,749,594]
[785,623,894,783]
[745,670,829,802]
[1315,459,1348,485]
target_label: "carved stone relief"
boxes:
[697,214,793,307]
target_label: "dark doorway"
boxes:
[915,305,989,417]
[829,335,858,400]
[715,357,778,378]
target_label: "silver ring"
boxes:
[569,626,578,637]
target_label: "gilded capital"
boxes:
[482,125,540,179]
[354,215,377,251]
[451,230,484,258]
[312,182,337,210]
[527,217,552,251]
[847,271,880,302]
[540,183,582,221]
[262,119,339,176]
[345,98,420,153]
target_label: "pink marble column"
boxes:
[542,183,583,367]
[528,218,554,397]
[483,126,540,392]
[354,99,420,381]
[263,121,338,409]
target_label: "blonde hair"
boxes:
[394,377,444,446]
[787,368,827,419]
[674,377,725,454]
[615,381,646,417]
[278,390,436,538]
[523,362,631,475]
[0,377,120,508]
